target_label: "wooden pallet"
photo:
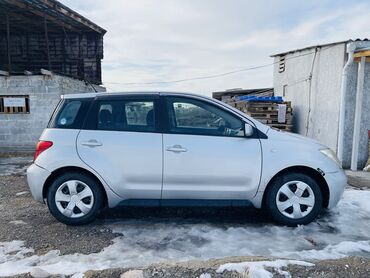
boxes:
[246,111,292,119]
[255,118,292,124]
[222,99,294,131]
[269,123,293,131]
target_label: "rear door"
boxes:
[162,96,262,200]
[76,95,163,199]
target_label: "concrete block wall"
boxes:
[0,75,105,152]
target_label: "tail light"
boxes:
[34,141,53,161]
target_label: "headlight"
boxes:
[320,148,341,167]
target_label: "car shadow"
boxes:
[98,206,273,226]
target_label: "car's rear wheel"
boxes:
[266,172,323,226]
[47,172,103,225]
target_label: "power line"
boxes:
[104,62,274,86]
[103,45,336,86]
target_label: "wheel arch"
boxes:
[262,165,330,209]
[42,166,108,207]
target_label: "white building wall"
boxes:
[273,42,370,168]
[273,44,346,157]
[0,74,105,152]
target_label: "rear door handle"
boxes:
[81,139,103,147]
[166,145,187,153]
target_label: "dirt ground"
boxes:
[346,170,370,189]
[0,175,118,256]
[84,256,370,278]
[9,256,370,278]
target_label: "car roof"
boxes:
[61,91,206,99]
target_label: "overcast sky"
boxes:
[63,0,370,96]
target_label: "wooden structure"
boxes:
[0,0,106,84]
[224,98,293,131]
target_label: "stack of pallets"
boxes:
[224,98,293,131]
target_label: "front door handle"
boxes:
[166,145,187,153]
[81,139,103,147]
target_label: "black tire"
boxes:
[266,172,323,226]
[47,172,104,225]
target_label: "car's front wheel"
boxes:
[47,172,103,225]
[266,172,323,226]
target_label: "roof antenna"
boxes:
[85,80,98,93]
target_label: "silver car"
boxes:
[27,92,346,226]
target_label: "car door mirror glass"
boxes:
[244,123,254,137]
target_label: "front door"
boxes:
[77,96,162,199]
[162,96,262,200]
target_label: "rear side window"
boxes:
[48,99,91,129]
[96,99,156,132]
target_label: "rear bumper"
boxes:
[26,163,50,203]
[325,169,347,209]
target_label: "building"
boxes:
[272,39,370,169]
[0,0,106,152]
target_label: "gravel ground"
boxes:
[10,256,369,278]
[0,175,118,255]
[346,170,370,189]
[83,256,370,278]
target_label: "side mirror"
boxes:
[244,123,254,137]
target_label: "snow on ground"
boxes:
[0,156,32,176]
[15,191,29,196]
[9,220,27,225]
[0,189,370,276]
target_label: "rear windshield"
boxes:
[48,98,92,129]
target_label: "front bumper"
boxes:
[325,169,347,209]
[26,163,50,203]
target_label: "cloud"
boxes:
[62,0,370,95]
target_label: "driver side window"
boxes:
[166,97,244,137]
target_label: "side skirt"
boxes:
[116,199,253,207]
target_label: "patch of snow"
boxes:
[120,269,144,278]
[16,191,29,196]
[0,189,370,277]
[199,273,211,278]
[30,267,50,278]
[9,220,27,225]
[71,273,84,278]
[0,156,32,176]
[0,241,33,264]
[276,240,370,260]
[217,259,314,278]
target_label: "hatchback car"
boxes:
[27,92,346,226]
